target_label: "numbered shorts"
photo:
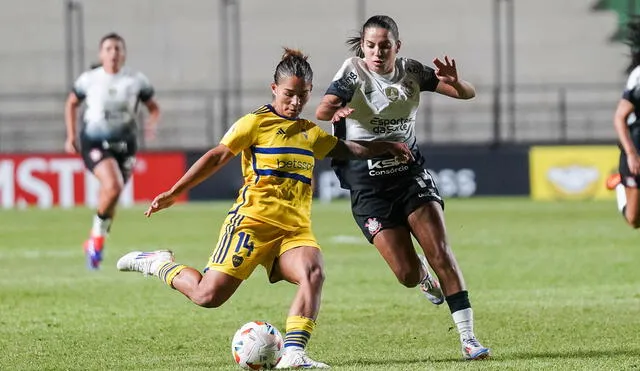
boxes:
[351,170,444,243]
[204,213,320,281]
[80,135,137,180]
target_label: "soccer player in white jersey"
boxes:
[315,15,490,360]
[64,33,161,269]
[607,18,640,228]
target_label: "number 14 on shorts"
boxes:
[234,232,254,256]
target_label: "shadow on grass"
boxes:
[329,348,640,368]
[431,348,640,363]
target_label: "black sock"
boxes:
[96,212,111,220]
[446,290,471,314]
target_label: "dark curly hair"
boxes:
[626,16,640,73]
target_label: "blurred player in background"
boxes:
[315,15,490,360]
[64,32,161,269]
[116,48,413,369]
[607,17,640,229]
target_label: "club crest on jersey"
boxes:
[385,87,399,101]
[365,218,382,236]
[232,255,244,267]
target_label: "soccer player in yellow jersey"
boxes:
[116,48,413,369]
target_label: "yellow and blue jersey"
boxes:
[220,104,338,231]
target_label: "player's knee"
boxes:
[102,179,123,198]
[309,265,326,287]
[302,264,325,288]
[192,292,226,308]
[395,268,421,288]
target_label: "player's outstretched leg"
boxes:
[418,254,444,305]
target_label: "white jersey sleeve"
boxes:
[324,57,361,103]
[72,71,91,100]
[623,66,640,103]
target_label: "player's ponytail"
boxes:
[346,15,400,58]
[627,16,640,74]
[273,47,313,84]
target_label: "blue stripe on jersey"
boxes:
[250,146,260,184]
[254,169,311,185]
[228,184,250,215]
[253,146,313,157]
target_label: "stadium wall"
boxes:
[3,143,619,209]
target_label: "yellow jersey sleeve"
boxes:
[220,114,258,155]
[309,124,338,160]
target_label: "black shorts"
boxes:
[619,123,640,188]
[350,170,444,243]
[80,135,137,180]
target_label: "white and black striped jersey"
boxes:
[325,56,439,190]
[623,66,640,127]
[73,66,154,140]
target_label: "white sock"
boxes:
[452,308,475,340]
[616,183,627,213]
[91,214,112,237]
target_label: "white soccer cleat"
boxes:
[461,337,490,360]
[116,250,174,276]
[275,348,330,369]
[418,255,445,305]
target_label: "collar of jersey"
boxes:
[266,104,299,121]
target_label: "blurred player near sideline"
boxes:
[64,33,160,269]
[607,18,640,229]
[315,15,490,360]
[116,48,413,369]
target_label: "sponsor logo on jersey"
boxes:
[333,71,358,94]
[367,158,409,176]
[277,159,314,171]
[369,117,411,135]
[364,217,382,236]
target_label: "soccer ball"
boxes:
[231,321,284,370]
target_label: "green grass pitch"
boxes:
[1,198,639,370]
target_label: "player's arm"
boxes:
[145,144,236,217]
[168,144,235,196]
[327,139,413,162]
[614,99,640,175]
[316,94,347,122]
[614,99,636,156]
[316,59,358,123]
[65,72,89,154]
[420,56,475,100]
[139,74,161,140]
[146,114,257,217]
[64,92,82,154]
